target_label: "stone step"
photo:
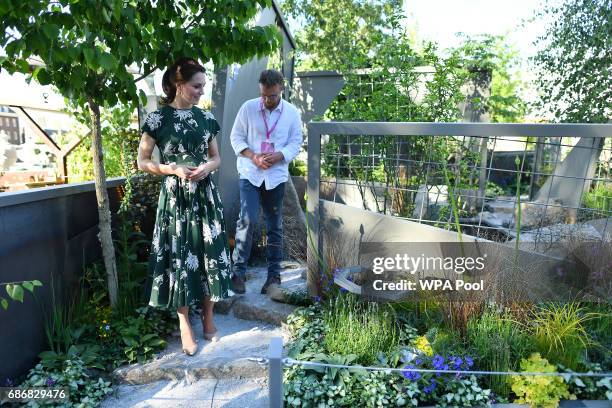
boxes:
[113,312,288,385]
[101,378,269,407]
[217,266,306,326]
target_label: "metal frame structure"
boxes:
[306,121,612,296]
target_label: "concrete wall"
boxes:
[0,178,124,382]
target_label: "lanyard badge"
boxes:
[260,99,283,153]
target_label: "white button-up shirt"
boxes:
[230,97,303,190]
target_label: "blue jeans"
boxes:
[233,179,285,281]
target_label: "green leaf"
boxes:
[22,281,34,293]
[32,280,43,287]
[36,68,52,85]
[42,24,60,40]
[118,38,130,57]
[1,297,8,310]
[6,284,24,302]
[98,53,118,70]
[83,48,96,69]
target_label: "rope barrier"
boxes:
[254,357,612,378]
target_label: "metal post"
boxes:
[268,337,283,408]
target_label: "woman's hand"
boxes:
[187,163,211,182]
[174,165,196,180]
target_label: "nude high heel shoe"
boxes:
[180,324,198,356]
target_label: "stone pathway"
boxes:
[100,264,306,408]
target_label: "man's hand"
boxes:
[252,153,271,170]
[187,163,211,182]
[174,165,196,180]
[262,152,284,166]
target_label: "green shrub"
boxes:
[323,294,399,365]
[531,303,595,370]
[20,358,112,407]
[561,362,612,400]
[467,308,533,396]
[510,353,574,408]
[582,303,612,370]
[289,159,307,176]
[582,184,612,216]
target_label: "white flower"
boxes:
[172,237,177,253]
[169,271,175,289]
[219,248,229,266]
[206,185,215,203]
[203,111,215,120]
[153,275,164,285]
[202,224,213,244]
[210,295,221,302]
[174,123,182,133]
[208,258,217,269]
[185,251,199,271]
[165,177,177,192]
[174,109,194,121]
[178,143,187,154]
[169,196,176,208]
[214,219,222,235]
[163,142,174,156]
[188,181,197,193]
[175,217,182,236]
[152,229,160,251]
[180,270,188,279]
[188,118,197,128]
[210,222,219,239]
[227,289,235,297]
[145,112,162,130]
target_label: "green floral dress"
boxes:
[142,105,234,307]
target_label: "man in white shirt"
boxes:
[230,69,303,294]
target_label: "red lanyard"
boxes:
[260,99,284,140]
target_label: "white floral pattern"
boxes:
[145,112,163,131]
[186,251,199,271]
[143,106,232,308]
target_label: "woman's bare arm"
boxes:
[137,133,193,179]
[188,138,221,181]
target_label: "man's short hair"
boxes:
[259,69,285,88]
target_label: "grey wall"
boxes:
[0,178,124,382]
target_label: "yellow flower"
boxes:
[413,336,433,356]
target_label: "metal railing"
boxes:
[266,336,612,407]
[306,121,612,294]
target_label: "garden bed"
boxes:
[282,293,611,407]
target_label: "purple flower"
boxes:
[414,358,423,366]
[450,356,463,369]
[432,355,445,369]
[340,287,347,292]
[423,379,437,394]
[401,365,421,381]
[465,356,474,368]
[313,296,321,303]
[104,325,110,331]
[46,378,55,387]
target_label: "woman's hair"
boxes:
[161,57,206,104]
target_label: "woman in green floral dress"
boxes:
[137,58,234,355]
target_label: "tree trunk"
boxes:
[88,98,118,307]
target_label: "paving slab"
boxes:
[113,312,287,384]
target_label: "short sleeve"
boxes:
[201,110,220,142]
[141,110,163,140]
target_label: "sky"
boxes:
[402,0,546,62]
